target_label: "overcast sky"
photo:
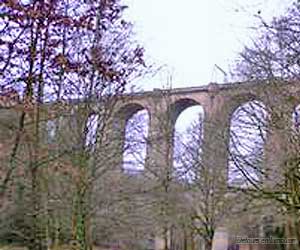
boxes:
[125,0,293,90]
[122,1,296,172]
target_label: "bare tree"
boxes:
[230,1,300,249]
[173,113,241,250]
[0,0,147,249]
[117,89,238,250]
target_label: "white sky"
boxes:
[125,0,293,90]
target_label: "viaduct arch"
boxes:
[113,81,299,174]
[0,80,299,250]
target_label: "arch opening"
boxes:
[45,116,64,144]
[228,100,268,187]
[85,113,100,148]
[173,104,204,182]
[123,108,149,174]
[46,119,57,143]
[293,104,300,131]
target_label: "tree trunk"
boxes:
[190,232,195,250]
[163,227,169,250]
[204,239,212,250]
[285,214,300,250]
[183,229,188,250]
[73,187,91,250]
[29,167,47,250]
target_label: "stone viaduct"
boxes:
[0,80,299,250]
[113,80,299,175]
[111,80,300,250]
